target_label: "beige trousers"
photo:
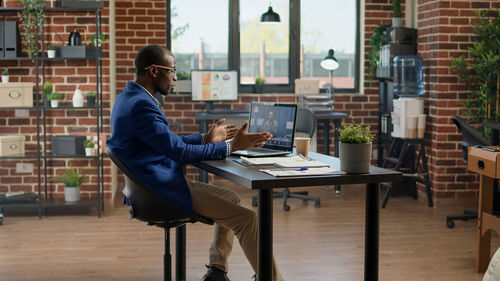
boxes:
[186,179,284,281]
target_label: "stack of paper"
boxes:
[240,155,329,168]
[260,167,342,177]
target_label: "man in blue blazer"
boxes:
[107,45,284,281]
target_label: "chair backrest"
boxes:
[295,107,316,138]
[106,147,201,225]
[452,116,491,162]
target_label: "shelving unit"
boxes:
[0,6,103,222]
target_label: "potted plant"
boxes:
[47,44,55,58]
[174,71,191,92]
[254,75,265,93]
[88,33,107,47]
[42,81,53,106]
[391,0,403,27]
[19,0,45,60]
[367,24,391,81]
[85,91,97,107]
[337,121,375,173]
[50,165,85,202]
[83,139,94,156]
[1,70,8,83]
[47,92,62,108]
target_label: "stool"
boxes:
[381,138,433,208]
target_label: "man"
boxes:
[107,45,284,281]
[262,111,279,135]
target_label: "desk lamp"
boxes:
[320,49,339,94]
[260,3,280,23]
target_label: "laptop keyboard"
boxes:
[251,147,279,153]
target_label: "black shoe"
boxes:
[201,265,231,281]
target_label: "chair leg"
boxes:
[164,227,172,281]
[381,184,392,209]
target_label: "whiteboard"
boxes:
[191,70,238,101]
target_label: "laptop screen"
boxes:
[248,102,298,151]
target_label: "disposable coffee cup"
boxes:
[407,116,417,139]
[417,114,426,139]
[295,137,311,157]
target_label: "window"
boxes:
[168,0,360,93]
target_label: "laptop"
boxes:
[231,102,298,157]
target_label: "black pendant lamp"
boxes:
[260,5,281,23]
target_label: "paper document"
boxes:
[240,155,329,168]
[260,167,342,177]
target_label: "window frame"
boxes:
[166,0,360,94]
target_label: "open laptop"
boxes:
[231,102,298,157]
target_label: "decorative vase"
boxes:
[47,50,56,58]
[72,88,84,107]
[1,75,8,83]
[50,100,59,108]
[85,147,93,156]
[338,142,372,173]
[86,96,96,107]
[64,186,80,202]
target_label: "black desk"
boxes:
[193,152,402,281]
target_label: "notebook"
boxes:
[231,102,298,157]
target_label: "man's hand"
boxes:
[204,119,238,143]
[230,121,272,152]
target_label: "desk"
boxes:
[193,152,402,281]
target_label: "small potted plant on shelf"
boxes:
[391,0,403,27]
[84,91,97,107]
[337,121,375,173]
[47,44,56,58]
[47,92,62,108]
[88,33,107,47]
[50,165,85,202]
[254,75,265,93]
[42,81,53,106]
[83,139,95,156]
[1,70,8,83]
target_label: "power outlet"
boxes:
[16,163,34,173]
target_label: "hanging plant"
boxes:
[450,10,500,137]
[367,23,391,81]
[17,0,45,60]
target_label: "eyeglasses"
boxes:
[144,64,177,75]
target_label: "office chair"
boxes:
[106,147,214,281]
[251,107,321,211]
[446,116,498,228]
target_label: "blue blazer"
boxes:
[107,82,227,213]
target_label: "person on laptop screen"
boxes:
[107,45,285,281]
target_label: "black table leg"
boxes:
[175,225,186,281]
[365,183,379,281]
[258,189,273,281]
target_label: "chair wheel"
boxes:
[283,204,290,212]
[315,201,320,208]
[252,197,258,207]
[446,220,455,229]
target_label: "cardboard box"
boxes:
[0,135,25,156]
[468,146,500,178]
[0,83,34,108]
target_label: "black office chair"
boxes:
[446,116,496,228]
[106,147,214,281]
[251,107,321,211]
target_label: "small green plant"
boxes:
[2,70,8,76]
[367,24,391,81]
[176,71,191,80]
[42,81,53,97]
[46,92,62,101]
[88,33,107,47]
[50,165,85,187]
[47,44,55,50]
[83,139,95,148]
[84,91,97,97]
[18,0,46,60]
[255,75,265,86]
[391,0,402,18]
[337,121,374,144]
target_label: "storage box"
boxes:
[468,146,500,178]
[54,0,104,8]
[0,135,25,156]
[0,83,34,108]
[54,46,102,59]
[51,136,86,156]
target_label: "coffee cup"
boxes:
[295,137,311,157]
[407,116,417,139]
[417,114,426,139]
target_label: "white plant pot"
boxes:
[50,100,59,108]
[392,17,403,28]
[1,75,8,83]
[85,147,94,156]
[64,186,80,202]
[47,50,56,58]
[338,142,372,173]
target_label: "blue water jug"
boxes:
[393,55,423,97]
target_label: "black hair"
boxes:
[135,45,168,76]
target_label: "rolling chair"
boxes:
[251,107,321,211]
[445,116,499,228]
[106,147,214,281]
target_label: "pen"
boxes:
[295,168,309,171]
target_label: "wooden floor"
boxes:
[0,183,498,281]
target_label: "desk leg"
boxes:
[175,225,186,281]
[476,175,495,273]
[200,120,209,183]
[333,119,341,197]
[258,189,273,281]
[365,183,379,281]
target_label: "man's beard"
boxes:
[156,87,171,96]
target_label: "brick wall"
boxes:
[2,0,498,204]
